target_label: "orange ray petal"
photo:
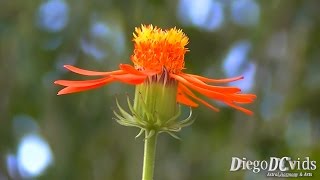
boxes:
[119,64,145,76]
[119,64,160,77]
[180,73,241,93]
[178,84,219,112]
[58,85,102,95]
[54,77,113,87]
[111,74,146,85]
[177,90,199,107]
[64,65,124,76]
[229,94,257,103]
[172,74,254,103]
[224,102,254,115]
[171,74,230,102]
[179,83,253,114]
[57,77,116,95]
[119,64,159,76]
[188,74,243,83]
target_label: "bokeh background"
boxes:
[1,0,320,179]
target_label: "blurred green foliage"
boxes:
[1,0,320,179]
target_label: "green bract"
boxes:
[114,72,194,139]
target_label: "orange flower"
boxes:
[55,24,256,115]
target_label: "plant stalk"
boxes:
[142,131,158,180]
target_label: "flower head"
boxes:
[131,25,188,73]
[55,24,256,116]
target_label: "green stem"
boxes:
[142,131,158,180]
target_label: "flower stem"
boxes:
[142,131,158,180]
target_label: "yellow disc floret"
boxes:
[131,24,189,73]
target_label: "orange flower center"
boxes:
[131,25,189,73]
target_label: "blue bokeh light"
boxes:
[80,38,107,60]
[178,0,224,31]
[188,0,212,27]
[17,134,53,178]
[230,62,256,92]
[13,115,39,138]
[90,22,111,39]
[6,154,18,179]
[80,20,126,61]
[38,0,69,32]
[223,40,251,77]
[231,0,260,27]
[223,40,256,92]
[205,1,224,31]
